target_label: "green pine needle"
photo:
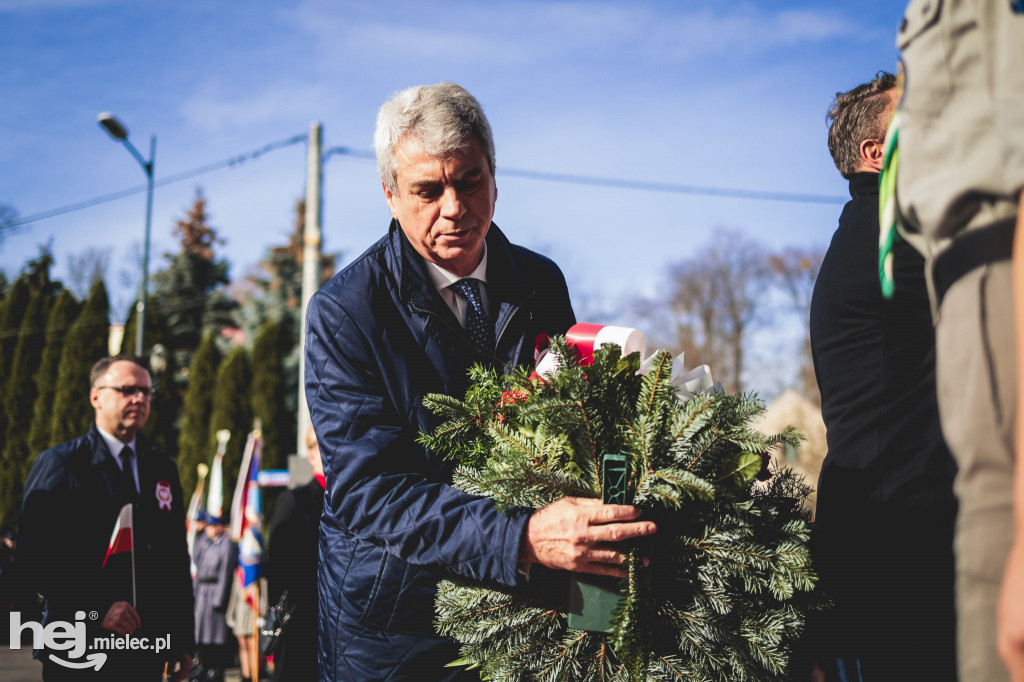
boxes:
[423,335,825,681]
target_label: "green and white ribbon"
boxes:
[878,110,900,299]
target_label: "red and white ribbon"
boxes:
[533,323,721,402]
[535,323,646,378]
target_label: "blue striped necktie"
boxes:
[451,278,493,358]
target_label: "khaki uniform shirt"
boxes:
[896,0,1024,258]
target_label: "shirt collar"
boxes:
[96,425,137,460]
[424,242,488,292]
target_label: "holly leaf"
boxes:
[714,451,762,490]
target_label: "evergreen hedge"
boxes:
[50,279,110,445]
[208,345,251,503]
[177,331,221,494]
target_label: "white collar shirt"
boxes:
[423,243,490,327]
[97,426,140,491]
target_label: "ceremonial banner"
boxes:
[229,431,257,540]
[209,429,230,521]
[185,463,209,577]
[231,428,264,607]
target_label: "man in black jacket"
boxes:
[305,82,657,680]
[18,355,194,680]
[809,72,958,680]
[266,427,324,682]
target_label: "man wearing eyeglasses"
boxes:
[18,355,195,680]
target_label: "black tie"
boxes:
[119,446,138,497]
[451,278,493,358]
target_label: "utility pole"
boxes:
[298,121,323,456]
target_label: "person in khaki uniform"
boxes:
[1005,193,1024,681]
[893,1,1024,680]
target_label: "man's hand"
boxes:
[100,601,141,636]
[168,653,193,682]
[520,497,656,578]
[1000,541,1024,680]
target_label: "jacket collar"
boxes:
[87,423,153,468]
[849,172,879,199]
[386,220,534,312]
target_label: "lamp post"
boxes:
[97,112,155,357]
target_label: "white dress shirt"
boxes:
[423,243,490,327]
[97,426,140,491]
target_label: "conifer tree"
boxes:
[4,247,64,455]
[243,198,336,341]
[177,332,221,494]
[240,199,338,438]
[250,319,292,471]
[4,292,46,462]
[208,345,251,499]
[120,296,180,457]
[119,293,163,356]
[0,291,46,528]
[0,276,30,380]
[0,276,31,453]
[19,245,63,301]
[50,279,110,445]
[150,191,238,372]
[27,289,80,454]
[141,348,181,461]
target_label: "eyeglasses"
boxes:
[96,385,154,399]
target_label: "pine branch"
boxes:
[424,333,824,681]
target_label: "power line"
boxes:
[4,134,308,230]
[325,146,847,205]
[5,137,846,233]
[497,168,846,204]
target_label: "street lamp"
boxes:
[97,112,156,357]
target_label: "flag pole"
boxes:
[252,579,260,680]
[186,462,209,569]
[129,504,137,607]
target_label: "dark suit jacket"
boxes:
[267,477,324,682]
[19,424,195,677]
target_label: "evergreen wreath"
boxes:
[419,337,822,682]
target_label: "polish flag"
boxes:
[103,503,134,567]
[102,503,137,606]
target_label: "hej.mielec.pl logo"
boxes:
[9,610,172,671]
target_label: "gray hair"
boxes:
[827,71,896,179]
[374,82,496,195]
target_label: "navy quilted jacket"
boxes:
[304,221,575,679]
[19,426,196,665]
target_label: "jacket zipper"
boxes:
[410,303,485,356]
[495,291,535,349]
[410,290,535,361]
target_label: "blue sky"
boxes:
[0,0,906,387]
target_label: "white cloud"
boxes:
[281,1,858,67]
[180,82,334,133]
[648,7,856,61]
[0,0,118,11]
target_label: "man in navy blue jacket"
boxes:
[18,356,195,680]
[305,82,657,680]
